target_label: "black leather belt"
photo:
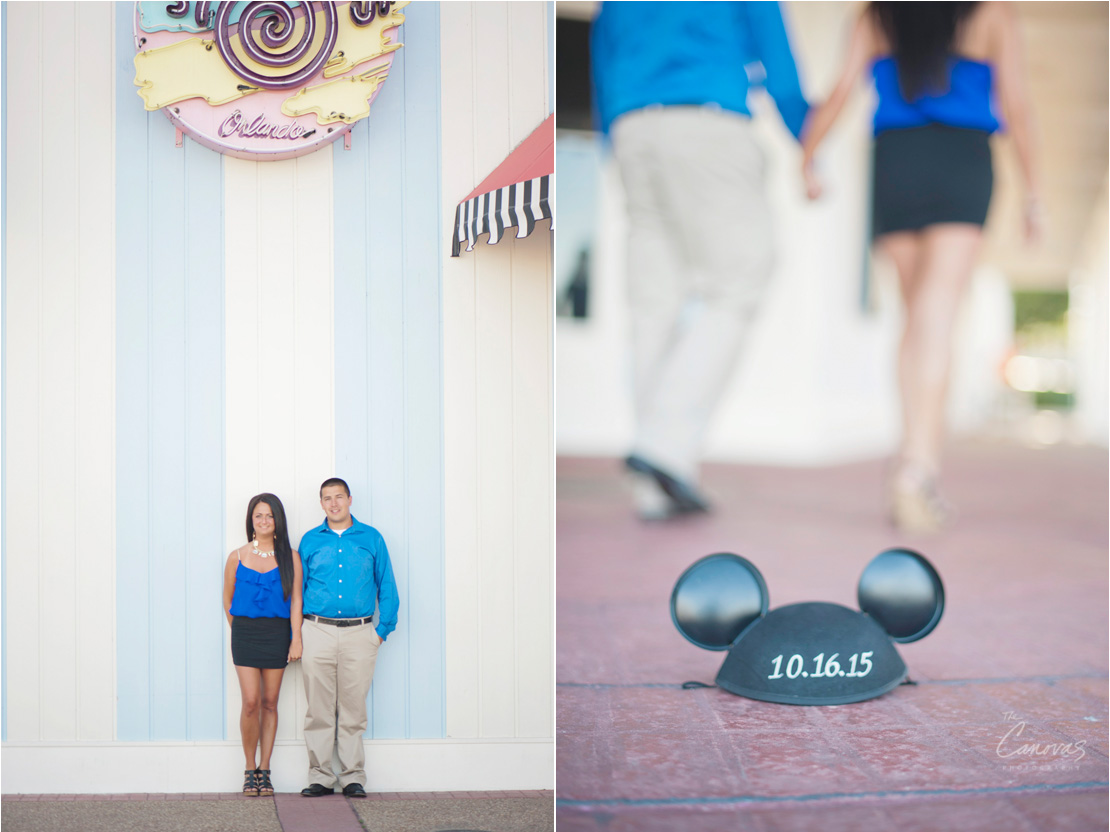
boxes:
[304,614,374,627]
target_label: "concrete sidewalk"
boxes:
[556,440,1109,830]
[1,790,554,832]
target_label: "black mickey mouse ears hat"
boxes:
[671,548,944,649]
[858,547,944,643]
[670,553,768,650]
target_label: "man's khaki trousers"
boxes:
[612,107,775,483]
[302,618,380,788]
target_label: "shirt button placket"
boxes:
[336,544,343,614]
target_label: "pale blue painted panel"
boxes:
[332,127,375,734]
[183,138,226,740]
[333,112,372,723]
[148,111,190,741]
[333,118,370,519]
[398,3,445,741]
[115,3,225,740]
[115,1,154,740]
[363,8,409,742]
[332,2,443,740]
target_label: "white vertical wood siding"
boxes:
[223,151,336,741]
[3,1,116,741]
[441,1,554,740]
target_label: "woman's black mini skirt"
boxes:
[231,616,291,669]
[872,123,993,238]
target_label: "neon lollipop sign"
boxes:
[133,1,407,160]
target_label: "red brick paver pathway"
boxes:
[556,441,1109,830]
[2,790,553,832]
[1,791,552,801]
[272,793,363,832]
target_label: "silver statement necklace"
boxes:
[252,537,275,558]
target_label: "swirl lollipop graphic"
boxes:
[133,1,408,160]
[214,2,338,91]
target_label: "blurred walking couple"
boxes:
[222,480,398,798]
[593,1,1040,532]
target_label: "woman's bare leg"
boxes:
[235,666,262,770]
[258,667,286,771]
[898,224,983,474]
[879,231,926,468]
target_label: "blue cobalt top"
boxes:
[872,57,1000,136]
[591,1,809,139]
[229,562,292,619]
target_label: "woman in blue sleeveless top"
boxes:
[222,493,303,796]
[801,2,1041,532]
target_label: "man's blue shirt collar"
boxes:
[309,514,371,536]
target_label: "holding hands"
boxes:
[801,150,822,201]
[798,92,837,203]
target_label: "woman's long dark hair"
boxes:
[246,493,294,600]
[870,2,979,101]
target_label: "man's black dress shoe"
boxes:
[625,454,711,514]
[342,783,368,798]
[300,783,334,797]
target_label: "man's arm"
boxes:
[590,3,614,134]
[741,1,809,141]
[373,533,399,644]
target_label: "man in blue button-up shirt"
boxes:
[297,477,399,798]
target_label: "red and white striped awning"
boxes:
[452,113,554,257]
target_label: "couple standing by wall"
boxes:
[222,479,398,798]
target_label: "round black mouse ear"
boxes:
[670,553,768,650]
[858,548,944,643]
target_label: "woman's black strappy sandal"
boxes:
[243,769,260,796]
[256,769,274,796]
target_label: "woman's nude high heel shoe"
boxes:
[889,462,954,534]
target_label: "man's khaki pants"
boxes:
[612,107,775,483]
[302,619,380,788]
